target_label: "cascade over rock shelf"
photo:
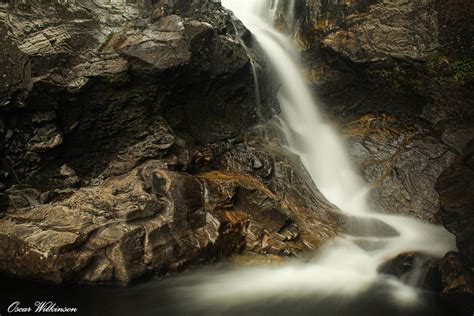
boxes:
[0,0,352,284]
[0,0,472,314]
[289,0,473,312]
[266,0,474,226]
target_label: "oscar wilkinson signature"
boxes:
[6,301,78,313]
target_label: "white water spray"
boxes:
[179,0,456,308]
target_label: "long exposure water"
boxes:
[0,1,458,315]
[176,0,456,311]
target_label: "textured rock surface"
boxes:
[293,2,473,312]
[436,140,474,264]
[296,0,473,124]
[342,114,458,222]
[286,0,474,222]
[319,0,439,63]
[439,252,474,315]
[0,0,349,284]
[0,0,275,191]
[0,3,472,306]
[436,140,474,310]
[0,129,345,283]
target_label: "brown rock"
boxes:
[436,140,474,265]
[436,141,474,314]
[439,252,474,315]
[344,114,457,222]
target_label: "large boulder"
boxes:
[0,132,344,284]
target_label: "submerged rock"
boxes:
[378,252,443,292]
[343,216,399,238]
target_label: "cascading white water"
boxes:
[177,0,457,309]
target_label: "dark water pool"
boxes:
[0,266,460,316]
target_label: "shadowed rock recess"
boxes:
[436,141,474,314]
[0,0,347,284]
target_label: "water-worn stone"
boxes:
[319,0,438,63]
[0,0,274,191]
[434,141,474,313]
[343,216,399,238]
[436,140,474,266]
[297,0,473,126]
[343,114,457,223]
[0,0,340,285]
[0,120,347,284]
[294,3,473,311]
[436,140,474,284]
[378,252,443,292]
[292,1,472,227]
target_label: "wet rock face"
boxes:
[319,0,439,63]
[378,251,474,314]
[436,141,474,266]
[378,251,473,314]
[434,139,474,313]
[0,0,324,284]
[0,132,344,284]
[300,0,473,61]
[296,1,473,312]
[342,114,457,223]
[0,0,275,190]
[298,0,473,126]
[436,0,474,58]
[294,0,473,225]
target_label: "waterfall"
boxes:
[177,0,457,309]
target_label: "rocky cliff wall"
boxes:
[272,0,474,224]
[293,0,474,311]
[0,0,275,189]
[0,0,352,284]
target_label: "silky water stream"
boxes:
[0,1,458,315]
[168,0,457,314]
